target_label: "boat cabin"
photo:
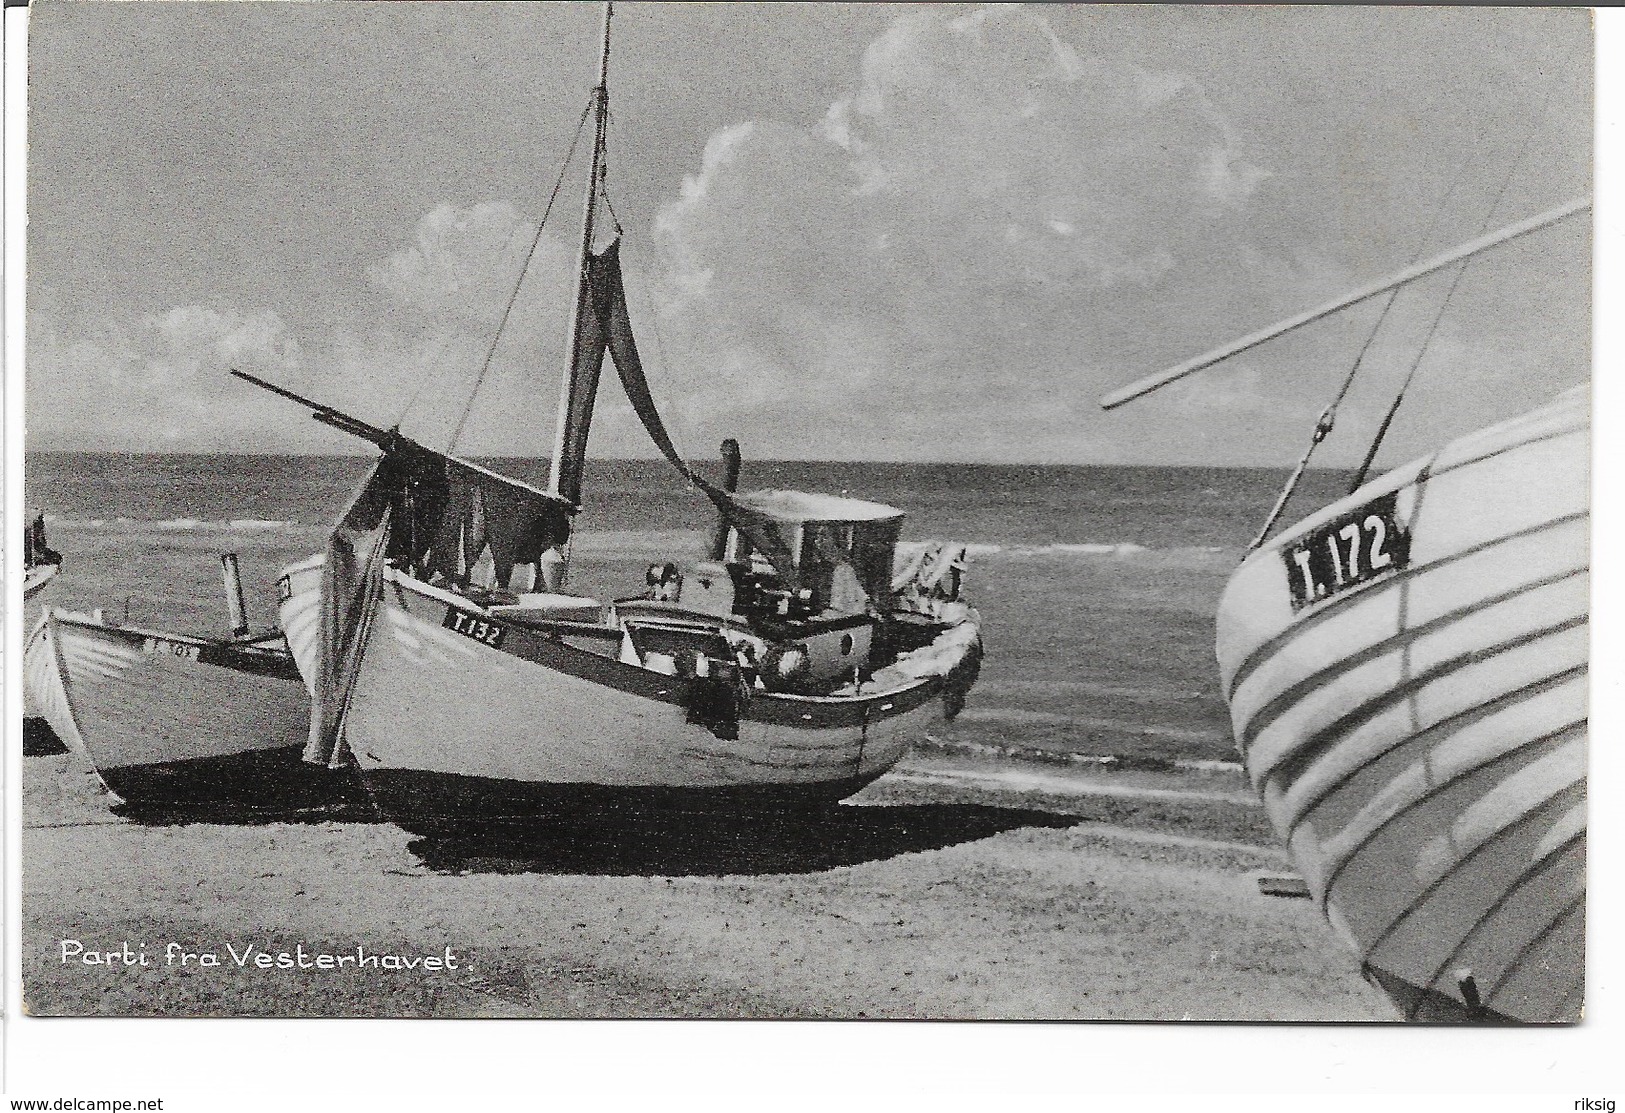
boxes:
[701,489,904,619]
[617,489,905,692]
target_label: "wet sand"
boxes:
[22,745,1395,1020]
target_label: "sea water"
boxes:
[23,454,1358,767]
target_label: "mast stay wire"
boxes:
[1246,286,1402,551]
[1245,108,1502,552]
[445,99,596,455]
[389,334,456,432]
[1349,85,1559,492]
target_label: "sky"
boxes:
[23,2,1593,465]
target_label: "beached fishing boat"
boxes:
[23,507,61,600]
[243,2,982,832]
[1101,200,1589,1023]
[23,610,85,754]
[31,557,344,814]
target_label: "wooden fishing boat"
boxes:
[23,610,85,754]
[41,610,334,813]
[1221,388,1585,1023]
[1102,201,1589,1022]
[33,557,347,815]
[243,2,982,833]
[23,507,61,601]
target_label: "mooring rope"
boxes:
[1247,106,1509,550]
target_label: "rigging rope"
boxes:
[1346,262,1469,492]
[1246,110,1500,551]
[1246,287,1400,550]
[389,334,456,432]
[445,100,595,455]
[600,105,702,485]
[1348,88,1558,493]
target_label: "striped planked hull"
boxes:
[278,552,325,698]
[23,610,86,753]
[1218,387,1588,1023]
[46,612,343,814]
[281,564,966,831]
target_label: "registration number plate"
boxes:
[443,607,506,648]
[1282,491,1410,611]
[145,637,200,662]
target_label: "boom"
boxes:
[1098,196,1590,411]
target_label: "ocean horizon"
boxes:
[21,452,1368,772]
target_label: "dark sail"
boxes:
[427,455,574,587]
[304,443,574,767]
[586,239,804,584]
[550,250,613,507]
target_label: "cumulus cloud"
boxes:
[644,4,1288,461]
[27,4,1584,465]
[28,306,310,450]
[24,5,1295,461]
[366,202,576,339]
[28,299,531,454]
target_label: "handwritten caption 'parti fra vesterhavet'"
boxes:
[59,940,460,972]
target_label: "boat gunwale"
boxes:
[49,611,301,681]
[1222,510,1589,703]
[379,566,957,724]
[1236,397,1586,566]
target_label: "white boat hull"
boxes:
[23,563,59,601]
[1217,389,1587,1023]
[278,552,326,698]
[281,563,968,829]
[23,610,86,753]
[45,612,340,814]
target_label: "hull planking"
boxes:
[48,613,343,814]
[282,564,955,830]
[1217,389,1588,1023]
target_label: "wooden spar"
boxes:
[229,369,395,447]
[220,553,250,639]
[708,438,743,561]
[547,0,614,503]
[230,368,573,508]
[1098,195,1590,411]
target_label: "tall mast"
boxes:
[548,0,614,501]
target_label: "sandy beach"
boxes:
[23,742,1395,1021]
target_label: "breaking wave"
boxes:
[50,516,302,532]
[966,541,1148,558]
[42,517,1231,563]
[961,541,1228,561]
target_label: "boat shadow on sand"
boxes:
[405,802,1082,878]
[24,719,381,829]
[108,797,383,828]
[23,717,71,757]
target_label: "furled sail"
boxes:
[305,459,394,767]
[303,438,574,767]
[550,246,614,507]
